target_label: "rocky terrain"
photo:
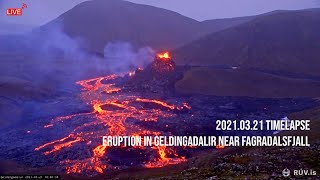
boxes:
[0,1,319,179]
[0,64,319,178]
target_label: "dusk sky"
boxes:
[0,0,319,26]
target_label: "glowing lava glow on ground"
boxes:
[35,72,190,175]
[157,52,171,59]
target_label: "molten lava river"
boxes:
[34,73,191,175]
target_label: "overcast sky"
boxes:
[129,0,320,20]
[0,0,319,26]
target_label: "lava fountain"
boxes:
[151,52,175,73]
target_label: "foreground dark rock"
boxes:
[0,65,319,178]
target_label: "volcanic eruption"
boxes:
[151,52,175,73]
[33,59,190,175]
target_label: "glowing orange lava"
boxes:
[157,52,171,59]
[93,145,107,157]
[128,71,135,77]
[216,144,225,149]
[35,73,191,175]
[144,146,186,168]
[44,124,53,128]
[136,98,175,110]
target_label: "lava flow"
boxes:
[35,71,190,175]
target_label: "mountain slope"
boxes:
[201,16,255,34]
[41,0,202,52]
[40,0,259,53]
[174,8,320,77]
[175,67,320,98]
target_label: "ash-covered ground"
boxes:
[0,62,319,176]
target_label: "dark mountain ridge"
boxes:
[174,8,320,77]
[40,0,259,53]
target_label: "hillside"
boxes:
[41,0,200,52]
[201,16,255,34]
[175,67,320,98]
[40,0,258,53]
[174,8,320,77]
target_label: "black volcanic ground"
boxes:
[0,67,319,176]
[0,0,320,178]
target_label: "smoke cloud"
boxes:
[104,42,154,73]
[0,21,154,94]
